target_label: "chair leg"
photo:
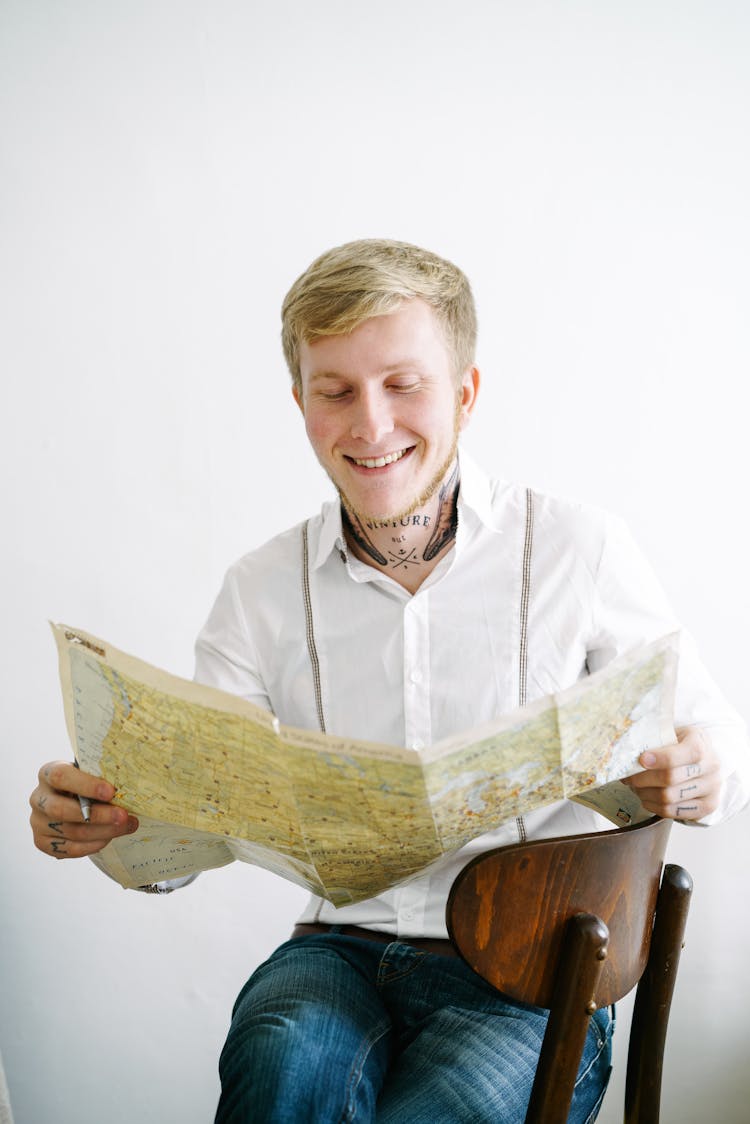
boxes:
[525,913,609,1124]
[624,864,693,1124]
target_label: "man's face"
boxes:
[294,299,479,522]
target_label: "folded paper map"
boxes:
[53,624,678,905]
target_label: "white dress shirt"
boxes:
[194,451,749,938]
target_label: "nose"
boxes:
[350,386,394,444]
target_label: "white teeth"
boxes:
[352,449,408,469]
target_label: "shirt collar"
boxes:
[312,500,347,570]
[310,446,502,571]
[454,447,504,535]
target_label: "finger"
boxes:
[34,812,138,842]
[627,757,705,790]
[41,832,128,859]
[39,761,116,803]
[33,813,139,857]
[30,787,129,827]
[636,727,716,773]
[637,742,700,773]
[631,784,720,821]
[627,727,720,792]
[627,754,720,793]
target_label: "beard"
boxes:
[336,430,460,525]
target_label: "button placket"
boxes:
[402,593,431,752]
[396,880,428,933]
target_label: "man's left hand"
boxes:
[624,727,721,822]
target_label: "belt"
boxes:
[291,922,460,959]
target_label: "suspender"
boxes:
[515,488,535,843]
[518,487,534,708]
[301,522,326,735]
[301,488,535,843]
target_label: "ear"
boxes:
[292,384,305,414]
[457,366,480,430]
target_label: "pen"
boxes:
[73,759,92,823]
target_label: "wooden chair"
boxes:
[446,816,692,1123]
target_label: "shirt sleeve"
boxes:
[193,565,273,711]
[586,513,750,825]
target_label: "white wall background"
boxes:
[2,2,748,1121]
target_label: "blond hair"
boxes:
[281,239,477,393]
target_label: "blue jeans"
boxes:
[216,932,613,1123]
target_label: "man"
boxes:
[31,239,749,1122]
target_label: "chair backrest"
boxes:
[447,815,672,1009]
[447,816,693,1123]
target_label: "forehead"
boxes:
[298,299,453,381]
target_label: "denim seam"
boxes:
[573,1029,608,1089]
[339,1020,391,1124]
[581,1065,612,1123]
[376,949,428,986]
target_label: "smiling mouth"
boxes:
[347,448,412,469]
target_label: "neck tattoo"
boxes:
[341,462,460,577]
[423,459,460,561]
[341,507,389,567]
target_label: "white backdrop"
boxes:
[2,2,749,1121]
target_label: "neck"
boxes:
[341,460,460,593]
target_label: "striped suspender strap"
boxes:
[519,487,534,708]
[302,521,326,735]
[516,487,535,844]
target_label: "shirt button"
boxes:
[409,669,422,685]
[412,739,424,751]
[401,909,416,922]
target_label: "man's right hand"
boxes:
[30,760,139,859]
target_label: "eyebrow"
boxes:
[380,361,427,374]
[308,362,428,382]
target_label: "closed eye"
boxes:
[316,389,351,401]
[388,381,421,393]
